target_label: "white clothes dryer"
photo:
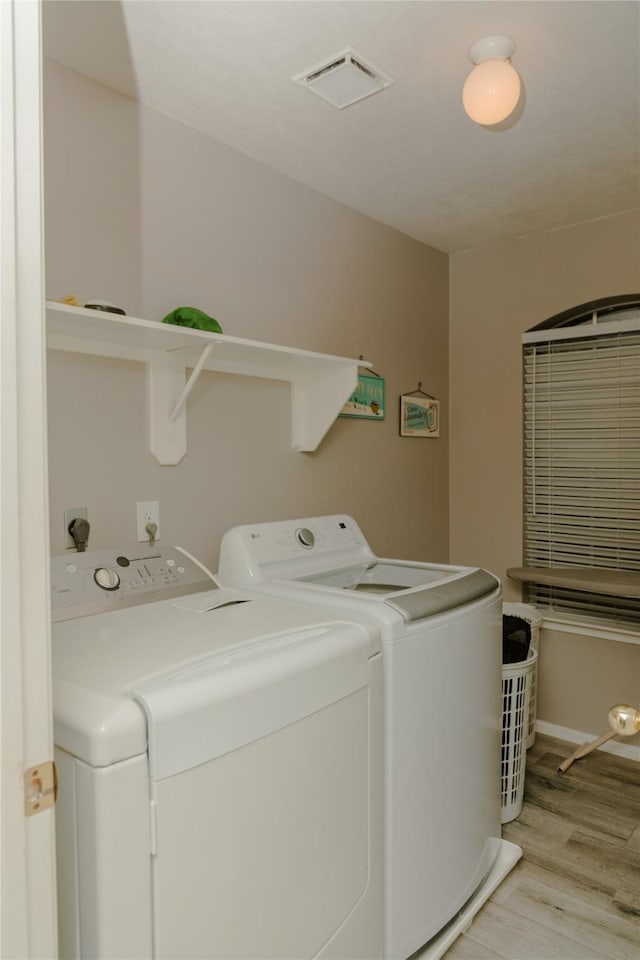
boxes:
[51,543,382,960]
[218,515,522,960]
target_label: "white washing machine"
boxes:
[218,515,522,960]
[51,543,382,960]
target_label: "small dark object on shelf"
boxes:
[84,300,126,316]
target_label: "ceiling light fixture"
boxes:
[462,36,521,126]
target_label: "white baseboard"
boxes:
[536,719,640,762]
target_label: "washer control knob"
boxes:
[296,527,315,549]
[93,567,121,591]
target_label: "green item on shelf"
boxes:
[161,306,223,334]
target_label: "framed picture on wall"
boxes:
[399,392,439,437]
[340,372,385,420]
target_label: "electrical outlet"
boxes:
[64,507,88,548]
[137,501,160,542]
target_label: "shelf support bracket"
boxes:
[147,354,188,465]
[291,364,358,451]
[169,343,214,422]
[147,344,216,464]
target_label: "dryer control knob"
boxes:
[94,566,121,591]
[296,527,315,549]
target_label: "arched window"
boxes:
[510,295,640,629]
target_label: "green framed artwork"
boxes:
[340,373,385,420]
[399,393,440,437]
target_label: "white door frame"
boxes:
[1,1,57,956]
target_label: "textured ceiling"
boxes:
[43,0,640,253]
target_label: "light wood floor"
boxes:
[443,734,640,960]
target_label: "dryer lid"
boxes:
[133,621,369,780]
[52,586,375,768]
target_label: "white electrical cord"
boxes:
[174,545,221,586]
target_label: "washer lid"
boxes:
[383,568,500,621]
[297,559,464,592]
[52,587,377,768]
[218,518,501,624]
[267,564,500,625]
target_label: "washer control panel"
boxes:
[51,545,214,621]
[218,515,375,586]
[295,527,315,549]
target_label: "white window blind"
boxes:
[523,311,640,628]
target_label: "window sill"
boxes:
[507,566,640,598]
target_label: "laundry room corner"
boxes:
[43,56,450,571]
[5,2,635,959]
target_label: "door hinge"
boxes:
[24,761,57,816]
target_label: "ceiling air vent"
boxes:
[293,48,394,109]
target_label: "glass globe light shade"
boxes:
[608,704,640,736]
[462,57,521,126]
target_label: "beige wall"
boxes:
[44,60,639,747]
[538,630,640,739]
[44,60,449,571]
[450,211,640,743]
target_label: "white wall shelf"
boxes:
[46,301,368,464]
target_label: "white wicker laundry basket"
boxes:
[503,602,542,749]
[501,648,537,823]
